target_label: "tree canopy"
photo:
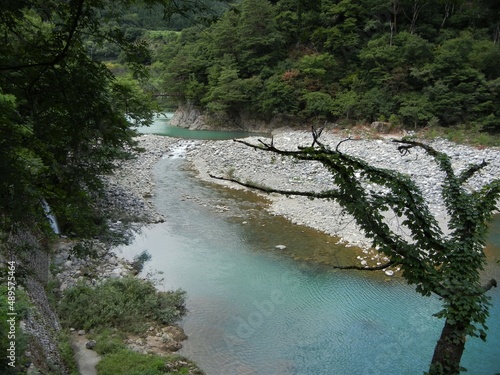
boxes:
[157,0,500,133]
[0,0,233,237]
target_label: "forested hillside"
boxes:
[154,0,500,133]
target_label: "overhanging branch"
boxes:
[209,174,343,200]
[459,160,489,184]
[332,260,395,271]
[0,0,85,71]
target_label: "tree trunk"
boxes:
[429,318,467,374]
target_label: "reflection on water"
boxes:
[118,149,500,375]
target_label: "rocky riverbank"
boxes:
[82,129,499,274]
[54,135,184,292]
[82,130,499,273]
[186,128,500,255]
[50,135,199,370]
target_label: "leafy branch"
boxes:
[210,130,499,373]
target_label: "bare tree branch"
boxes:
[311,126,324,147]
[209,174,343,200]
[332,260,395,271]
[335,137,352,152]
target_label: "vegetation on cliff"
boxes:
[156,0,500,133]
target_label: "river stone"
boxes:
[109,267,122,278]
[85,340,96,350]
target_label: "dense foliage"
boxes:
[157,0,500,132]
[0,0,173,239]
[58,277,187,333]
[86,0,230,61]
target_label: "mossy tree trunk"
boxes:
[430,318,467,375]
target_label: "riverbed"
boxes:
[117,142,500,375]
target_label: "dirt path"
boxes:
[71,334,100,375]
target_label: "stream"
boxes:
[119,132,500,374]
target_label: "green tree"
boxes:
[275,0,322,45]
[202,55,262,112]
[332,89,359,120]
[301,91,335,119]
[0,0,186,237]
[212,133,499,374]
[235,0,284,76]
[398,92,433,128]
[407,33,497,128]
[258,74,300,115]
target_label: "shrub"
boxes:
[96,350,197,375]
[89,329,127,355]
[58,277,186,333]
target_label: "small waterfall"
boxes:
[41,199,60,235]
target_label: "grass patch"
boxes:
[88,329,127,355]
[96,350,200,375]
[58,277,186,333]
[97,350,167,375]
[421,124,500,147]
[88,329,203,375]
[57,331,79,375]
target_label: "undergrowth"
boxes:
[58,277,186,333]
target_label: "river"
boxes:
[119,125,500,374]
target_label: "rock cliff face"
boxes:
[170,104,207,130]
[4,229,69,374]
[170,103,301,132]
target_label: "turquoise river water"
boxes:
[119,123,500,374]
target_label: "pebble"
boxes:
[85,340,97,349]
